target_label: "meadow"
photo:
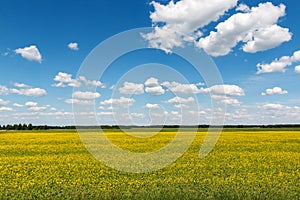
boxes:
[0,128,299,199]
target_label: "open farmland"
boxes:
[0,129,299,199]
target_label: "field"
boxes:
[0,129,299,199]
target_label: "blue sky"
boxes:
[0,0,300,125]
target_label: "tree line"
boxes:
[0,124,75,130]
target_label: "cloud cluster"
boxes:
[0,83,47,97]
[14,45,42,63]
[257,50,300,74]
[10,87,47,97]
[162,81,201,94]
[145,78,165,95]
[200,84,245,106]
[25,101,49,111]
[119,82,144,95]
[53,72,105,88]
[197,3,291,56]
[262,87,288,96]
[144,1,291,56]
[72,91,101,99]
[143,0,237,53]
[100,97,135,108]
[145,103,160,109]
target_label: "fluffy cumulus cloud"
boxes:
[52,72,105,88]
[0,83,46,97]
[144,1,290,56]
[145,103,160,109]
[13,103,23,107]
[68,42,79,51]
[0,107,13,112]
[118,82,144,95]
[259,104,300,122]
[100,97,135,108]
[144,77,159,87]
[14,45,42,63]
[72,91,101,99]
[25,101,38,107]
[145,86,165,95]
[166,96,195,104]
[200,85,245,97]
[143,0,237,53]
[144,77,165,95]
[295,65,300,73]
[197,2,291,56]
[78,76,105,88]
[162,81,201,94]
[262,87,288,96]
[25,101,49,111]
[53,72,81,87]
[13,83,30,88]
[257,50,300,74]
[200,84,244,106]
[65,99,94,105]
[10,87,47,97]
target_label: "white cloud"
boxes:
[167,96,195,104]
[145,85,165,95]
[145,103,160,109]
[0,99,9,106]
[144,77,165,95]
[295,65,300,73]
[199,85,244,106]
[68,42,79,51]
[72,91,101,99]
[257,50,300,74]
[242,25,291,53]
[97,112,114,116]
[118,82,144,95]
[144,77,159,87]
[100,97,135,108]
[65,99,94,105]
[261,103,285,110]
[10,87,47,97]
[53,72,105,89]
[220,98,240,106]
[143,0,237,53]
[0,85,9,95]
[25,101,38,107]
[162,81,201,94]
[236,3,250,12]
[0,107,13,112]
[53,72,81,87]
[200,85,245,96]
[28,106,48,111]
[24,101,49,111]
[13,103,23,107]
[14,45,42,63]
[13,83,30,88]
[131,113,144,118]
[78,76,105,88]
[262,87,288,96]
[197,2,291,56]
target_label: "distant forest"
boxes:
[1,124,300,130]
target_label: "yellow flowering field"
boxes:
[0,129,299,199]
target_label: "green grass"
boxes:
[0,129,299,199]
